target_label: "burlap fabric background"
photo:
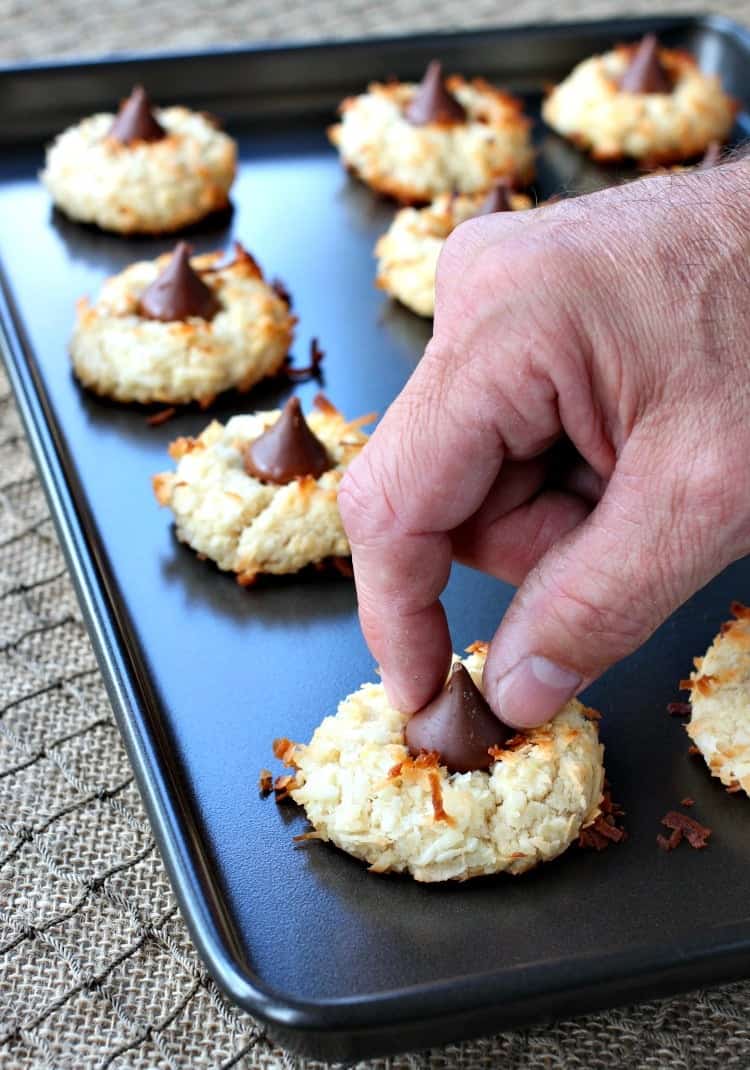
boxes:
[2,2,750,1067]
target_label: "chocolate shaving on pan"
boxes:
[667,701,692,716]
[146,406,177,427]
[578,783,627,852]
[271,277,293,307]
[258,769,273,795]
[282,338,325,382]
[658,809,712,850]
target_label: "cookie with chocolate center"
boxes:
[70,243,294,407]
[41,86,237,234]
[272,644,605,882]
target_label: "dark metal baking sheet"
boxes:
[1,15,750,1062]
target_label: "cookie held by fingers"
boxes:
[70,242,295,407]
[329,60,534,204]
[273,643,605,882]
[41,85,237,234]
[542,35,736,164]
[375,182,533,317]
[683,602,750,797]
[153,395,372,584]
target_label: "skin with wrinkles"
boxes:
[338,159,750,729]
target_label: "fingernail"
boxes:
[494,656,582,728]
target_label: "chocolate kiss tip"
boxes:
[109,84,167,144]
[139,242,221,323]
[405,59,466,126]
[478,180,512,215]
[404,662,512,774]
[243,397,332,485]
[619,34,672,95]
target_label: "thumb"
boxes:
[482,444,739,728]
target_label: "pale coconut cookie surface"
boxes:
[273,644,605,883]
[41,85,237,234]
[329,60,534,204]
[153,395,372,584]
[683,602,750,797]
[71,243,295,407]
[375,184,533,317]
[542,34,736,164]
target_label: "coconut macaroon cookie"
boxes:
[329,60,534,204]
[41,85,237,234]
[153,395,371,583]
[71,242,294,407]
[542,34,736,164]
[376,181,533,317]
[683,602,750,797]
[273,643,605,882]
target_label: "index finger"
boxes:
[338,344,507,712]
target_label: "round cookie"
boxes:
[71,244,294,407]
[329,64,534,204]
[152,395,371,583]
[41,86,237,234]
[683,602,750,796]
[375,187,533,317]
[274,644,605,882]
[542,36,736,165]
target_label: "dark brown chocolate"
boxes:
[139,243,221,323]
[405,663,511,773]
[405,60,466,126]
[697,140,722,170]
[109,85,167,144]
[619,34,672,95]
[243,397,331,484]
[477,179,512,215]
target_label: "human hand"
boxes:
[338,159,750,727]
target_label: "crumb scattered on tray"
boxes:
[680,796,694,807]
[258,769,273,795]
[147,406,177,427]
[657,809,711,851]
[667,701,692,717]
[578,783,627,852]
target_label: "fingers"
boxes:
[453,487,592,586]
[481,435,739,728]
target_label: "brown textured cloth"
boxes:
[1,2,750,1067]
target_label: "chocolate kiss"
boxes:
[243,397,331,485]
[477,179,512,215]
[139,243,221,322]
[405,663,512,773]
[697,140,721,170]
[619,34,672,94]
[406,60,466,126]
[109,85,166,144]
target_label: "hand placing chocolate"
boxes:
[109,85,167,144]
[406,60,467,126]
[139,243,221,322]
[619,34,672,94]
[405,663,511,772]
[244,397,331,484]
[339,156,750,728]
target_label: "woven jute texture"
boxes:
[2,2,750,1068]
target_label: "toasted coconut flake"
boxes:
[273,737,299,767]
[659,809,711,849]
[258,769,273,795]
[147,406,177,427]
